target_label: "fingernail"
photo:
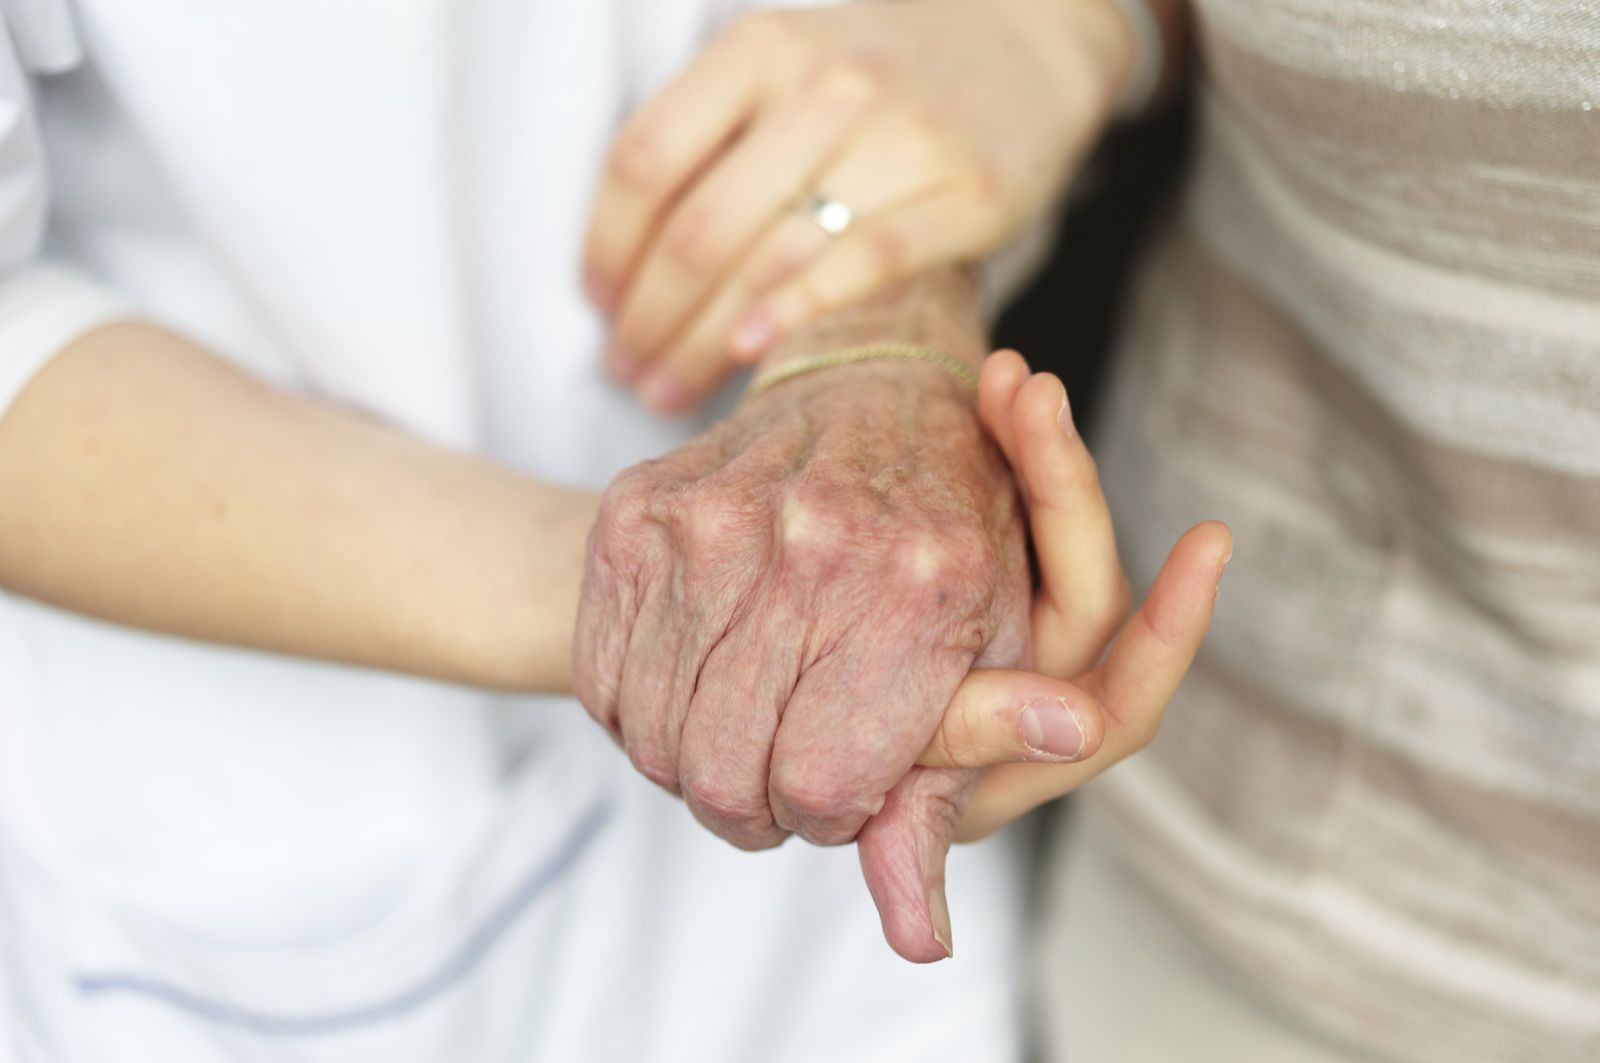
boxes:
[640,373,688,414]
[605,340,642,384]
[1020,697,1086,761]
[1056,385,1076,437]
[584,270,616,313]
[729,313,776,359]
[928,886,953,959]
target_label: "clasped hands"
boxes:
[574,349,1230,962]
[573,0,1218,961]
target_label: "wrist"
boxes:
[984,0,1140,134]
[758,269,987,374]
[740,356,980,429]
[748,343,979,403]
[424,469,599,694]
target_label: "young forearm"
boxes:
[0,320,596,692]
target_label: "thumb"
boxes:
[915,668,1106,769]
[856,767,979,963]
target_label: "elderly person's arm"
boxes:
[575,267,1024,856]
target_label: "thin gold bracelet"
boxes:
[743,342,980,400]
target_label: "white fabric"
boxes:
[0,8,124,413]
[0,3,1025,1061]
[0,262,126,412]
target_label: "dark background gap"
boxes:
[993,100,1194,436]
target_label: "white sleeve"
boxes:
[0,7,132,419]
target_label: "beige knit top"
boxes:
[1039,1,1600,1058]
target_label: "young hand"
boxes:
[582,0,1134,412]
[854,350,1231,961]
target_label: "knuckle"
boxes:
[777,488,836,549]
[645,484,691,529]
[903,526,997,593]
[776,482,871,570]
[915,785,964,836]
[596,473,661,541]
[903,532,955,584]
[664,484,757,551]
[771,765,863,828]
[626,741,681,794]
[607,126,663,191]
[931,707,986,767]
[1134,600,1183,653]
[682,770,768,829]
[661,205,725,273]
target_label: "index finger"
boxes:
[1009,370,1130,678]
[1088,520,1232,741]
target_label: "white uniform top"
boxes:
[0,3,1024,1060]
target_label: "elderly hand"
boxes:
[852,351,1231,960]
[575,333,1229,962]
[581,0,1134,412]
[573,345,1031,858]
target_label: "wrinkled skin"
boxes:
[573,360,1029,864]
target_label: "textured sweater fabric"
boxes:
[1039,1,1600,1059]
